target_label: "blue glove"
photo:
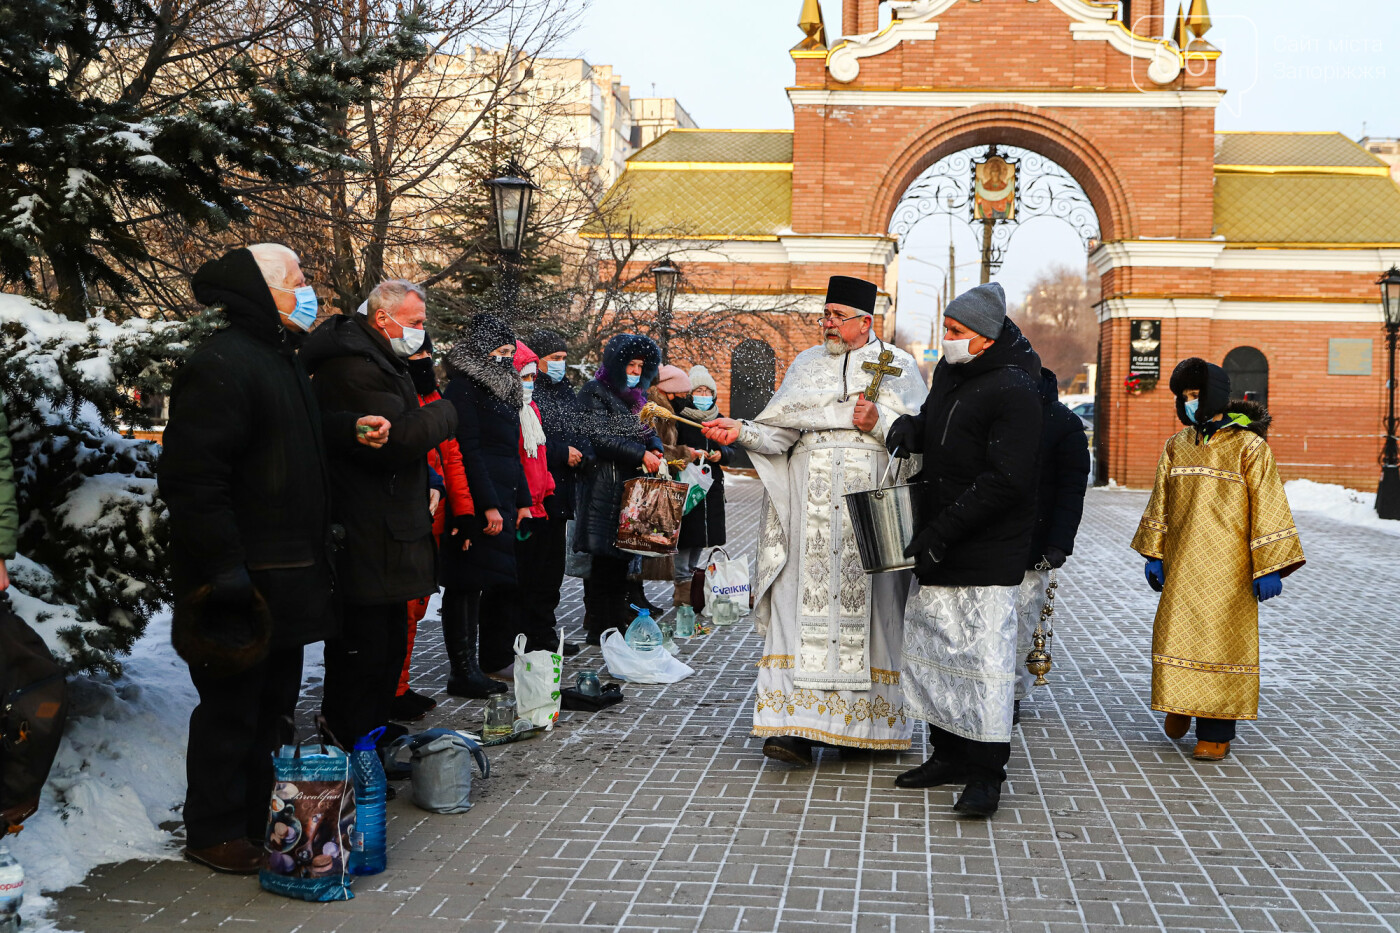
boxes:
[1144,559,1164,592]
[1253,572,1282,601]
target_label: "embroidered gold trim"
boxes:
[751,726,912,749]
[757,655,795,669]
[1152,702,1258,721]
[1256,557,1304,577]
[755,687,908,728]
[1170,465,1244,483]
[1153,654,1260,675]
[1141,518,1168,532]
[869,668,900,685]
[1250,527,1299,549]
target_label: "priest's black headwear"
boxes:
[825,275,877,315]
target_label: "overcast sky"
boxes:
[564,0,1400,347]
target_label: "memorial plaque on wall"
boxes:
[1129,319,1161,379]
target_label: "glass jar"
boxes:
[658,616,678,655]
[712,594,738,627]
[575,670,602,697]
[483,693,516,740]
[675,605,697,638]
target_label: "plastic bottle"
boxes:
[0,838,23,933]
[348,726,388,876]
[624,605,662,652]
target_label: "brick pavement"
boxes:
[51,480,1400,932]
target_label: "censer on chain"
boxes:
[1024,561,1058,686]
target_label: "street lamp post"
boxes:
[1377,265,1400,520]
[485,167,538,316]
[652,258,680,361]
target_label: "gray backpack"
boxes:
[386,729,489,814]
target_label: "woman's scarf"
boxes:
[520,401,546,457]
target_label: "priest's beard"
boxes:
[823,330,849,355]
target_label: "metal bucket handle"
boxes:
[874,445,903,498]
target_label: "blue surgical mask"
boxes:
[693,395,714,411]
[546,359,567,382]
[276,284,319,331]
[522,382,534,404]
[1184,398,1200,422]
[625,374,641,388]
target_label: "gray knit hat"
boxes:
[944,282,1006,339]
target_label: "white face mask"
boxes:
[378,312,425,359]
[942,337,976,365]
[522,381,534,404]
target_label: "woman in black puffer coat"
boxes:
[439,314,531,697]
[574,333,663,642]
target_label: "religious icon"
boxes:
[973,155,1016,221]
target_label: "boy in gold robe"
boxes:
[1131,359,1305,761]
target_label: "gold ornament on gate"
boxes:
[1025,562,1058,686]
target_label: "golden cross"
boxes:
[861,349,903,403]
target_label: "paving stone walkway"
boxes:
[51,479,1400,932]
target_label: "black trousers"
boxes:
[518,516,567,650]
[583,554,631,637]
[928,723,1011,784]
[1196,717,1238,742]
[322,601,408,747]
[478,583,519,673]
[184,648,304,848]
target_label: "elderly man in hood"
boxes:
[884,282,1043,818]
[158,244,389,874]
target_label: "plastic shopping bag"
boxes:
[677,462,715,516]
[702,547,752,618]
[513,634,563,728]
[600,628,694,684]
[615,467,688,557]
[261,718,355,902]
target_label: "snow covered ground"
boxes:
[1285,478,1400,537]
[9,611,193,929]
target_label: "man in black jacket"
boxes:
[159,244,389,874]
[302,280,457,747]
[523,330,592,656]
[885,282,1042,817]
[1014,368,1089,718]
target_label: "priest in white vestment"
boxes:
[702,276,927,765]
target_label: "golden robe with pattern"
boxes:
[1130,419,1305,720]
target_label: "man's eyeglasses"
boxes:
[820,312,861,325]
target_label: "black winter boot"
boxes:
[443,598,506,698]
[626,580,665,616]
[953,780,1002,817]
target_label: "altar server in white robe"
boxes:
[884,282,1043,818]
[701,276,927,765]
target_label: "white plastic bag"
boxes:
[702,547,751,618]
[513,634,562,729]
[600,628,694,684]
[678,462,715,516]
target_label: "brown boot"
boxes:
[185,838,264,874]
[673,579,692,607]
[1163,713,1191,739]
[1192,740,1230,761]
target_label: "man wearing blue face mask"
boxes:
[160,243,393,874]
[303,279,458,752]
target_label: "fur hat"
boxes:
[1169,357,1232,427]
[464,313,516,357]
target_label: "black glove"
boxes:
[446,512,475,550]
[1043,546,1067,569]
[903,526,946,577]
[208,564,254,607]
[885,416,914,458]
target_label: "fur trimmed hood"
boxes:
[1221,399,1272,437]
[595,333,661,410]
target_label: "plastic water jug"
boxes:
[348,726,388,875]
[0,840,23,933]
[624,605,662,652]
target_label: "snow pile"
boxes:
[1285,479,1400,537]
[9,611,194,909]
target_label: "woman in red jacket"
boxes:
[478,341,556,676]
[393,336,475,721]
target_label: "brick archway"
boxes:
[865,106,1136,243]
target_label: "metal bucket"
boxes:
[843,483,923,574]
